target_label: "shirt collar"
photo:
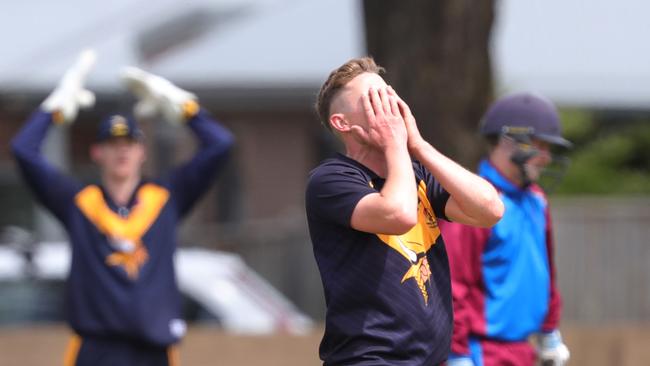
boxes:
[478,159,524,195]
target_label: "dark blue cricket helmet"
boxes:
[479,92,571,148]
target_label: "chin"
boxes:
[108,167,137,181]
[524,166,544,183]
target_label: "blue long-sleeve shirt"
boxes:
[440,160,561,358]
[11,109,233,346]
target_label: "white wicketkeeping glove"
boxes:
[120,67,198,125]
[41,49,97,124]
[536,330,570,366]
[447,356,474,366]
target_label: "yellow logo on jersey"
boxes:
[75,184,169,279]
[376,180,440,304]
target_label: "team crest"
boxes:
[376,180,440,304]
[74,184,169,279]
[109,115,130,137]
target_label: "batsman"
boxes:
[441,93,572,366]
[11,50,233,366]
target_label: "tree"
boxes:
[363,1,495,167]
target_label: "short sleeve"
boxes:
[306,163,376,228]
[413,161,451,221]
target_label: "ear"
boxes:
[495,134,517,151]
[329,113,350,133]
[89,144,102,164]
[137,142,147,163]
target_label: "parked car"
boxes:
[0,227,312,334]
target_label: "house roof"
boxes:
[0,0,365,92]
[2,0,650,109]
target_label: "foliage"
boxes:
[551,109,650,195]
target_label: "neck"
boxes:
[489,150,523,187]
[102,173,141,206]
[345,144,388,177]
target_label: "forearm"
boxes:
[11,109,54,160]
[542,286,562,331]
[443,221,489,355]
[186,108,234,148]
[380,144,418,223]
[450,288,473,356]
[170,108,234,217]
[350,145,418,235]
[411,140,503,225]
[11,109,78,220]
[542,208,562,331]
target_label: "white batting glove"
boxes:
[536,330,570,366]
[447,356,474,366]
[120,67,198,125]
[41,49,96,124]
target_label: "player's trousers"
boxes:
[466,336,536,366]
[63,333,179,366]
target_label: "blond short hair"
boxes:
[315,57,385,130]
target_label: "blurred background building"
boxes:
[0,0,649,364]
[0,0,365,318]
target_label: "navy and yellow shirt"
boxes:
[306,154,452,366]
[11,109,233,346]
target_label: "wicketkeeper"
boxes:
[11,50,233,366]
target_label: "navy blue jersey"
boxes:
[306,154,452,366]
[11,109,233,346]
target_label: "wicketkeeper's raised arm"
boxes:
[11,50,96,220]
[121,67,234,217]
[387,86,503,227]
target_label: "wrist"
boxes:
[181,100,200,122]
[447,354,474,366]
[382,139,409,154]
[539,329,563,348]
[408,138,431,158]
[51,109,67,125]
